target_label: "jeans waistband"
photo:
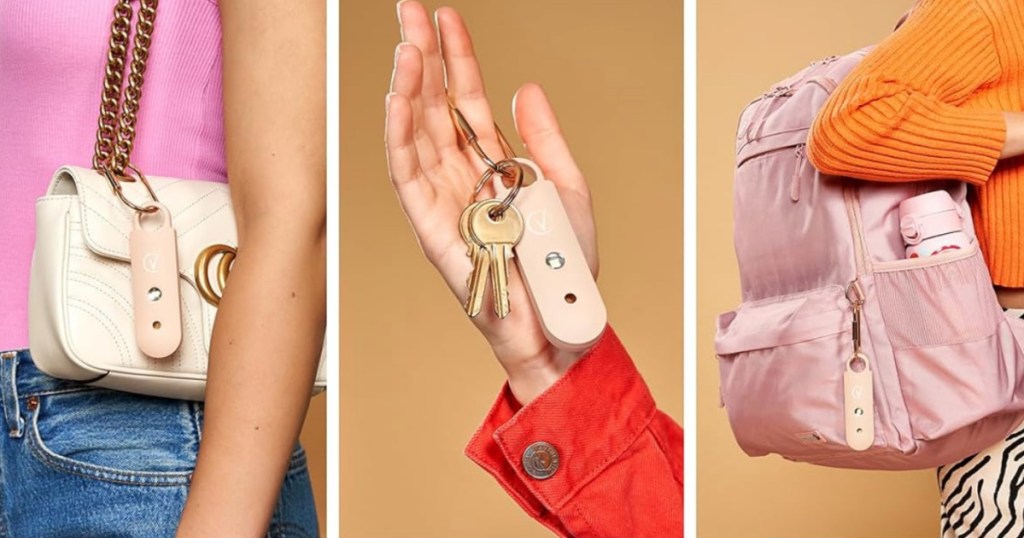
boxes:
[0,349,93,438]
[0,349,89,398]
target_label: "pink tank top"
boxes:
[0,2,227,351]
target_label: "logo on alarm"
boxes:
[527,210,551,235]
[144,253,160,273]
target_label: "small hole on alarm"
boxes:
[137,208,167,231]
[564,293,577,304]
[153,321,161,330]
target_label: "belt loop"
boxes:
[0,352,23,438]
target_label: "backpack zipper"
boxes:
[842,186,891,451]
[810,55,840,67]
[791,145,807,202]
[843,186,870,276]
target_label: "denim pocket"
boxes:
[269,446,319,538]
[25,388,199,486]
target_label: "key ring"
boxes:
[102,162,161,214]
[469,159,525,219]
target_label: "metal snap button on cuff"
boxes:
[522,441,560,480]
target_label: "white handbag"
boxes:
[27,0,326,401]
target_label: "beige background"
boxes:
[697,1,939,537]
[340,0,682,536]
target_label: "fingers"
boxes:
[397,1,457,153]
[387,92,468,271]
[513,83,598,276]
[390,43,440,172]
[385,93,432,202]
[435,7,505,166]
[512,83,590,199]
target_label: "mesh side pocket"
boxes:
[874,250,1001,349]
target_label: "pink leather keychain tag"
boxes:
[843,352,874,451]
[129,203,182,358]
[494,158,607,351]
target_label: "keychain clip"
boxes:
[844,279,873,451]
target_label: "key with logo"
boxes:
[468,199,524,319]
[492,158,607,350]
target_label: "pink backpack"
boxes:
[715,48,1024,470]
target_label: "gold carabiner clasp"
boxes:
[846,280,866,354]
[449,96,526,219]
[102,163,160,214]
[447,96,517,173]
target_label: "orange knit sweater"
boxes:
[807,0,1024,285]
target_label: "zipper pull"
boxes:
[844,280,874,451]
[791,145,806,202]
[810,55,839,67]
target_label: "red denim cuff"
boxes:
[465,326,658,516]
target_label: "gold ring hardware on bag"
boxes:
[194,244,237,306]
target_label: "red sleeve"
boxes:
[465,327,683,537]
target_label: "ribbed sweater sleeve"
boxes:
[807,0,1007,186]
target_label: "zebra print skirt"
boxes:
[939,420,1024,537]
[938,309,1024,538]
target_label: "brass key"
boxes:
[461,202,490,317]
[460,201,483,257]
[469,200,524,319]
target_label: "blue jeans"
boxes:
[0,349,318,537]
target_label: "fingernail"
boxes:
[385,92,396,109]
[394,43,405,65]
[396,0,408,37]
[435,6,451,23]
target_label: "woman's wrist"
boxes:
[502,346,585,405]
[1001,112,1024,160]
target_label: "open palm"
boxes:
[384,1,599,404]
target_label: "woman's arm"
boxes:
[386,1,595,406]
[175,1,326,536]
[386,3,682,536]
[807,0,1008,185]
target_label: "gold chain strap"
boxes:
[92,1,133,171]
[92,0,159,177]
